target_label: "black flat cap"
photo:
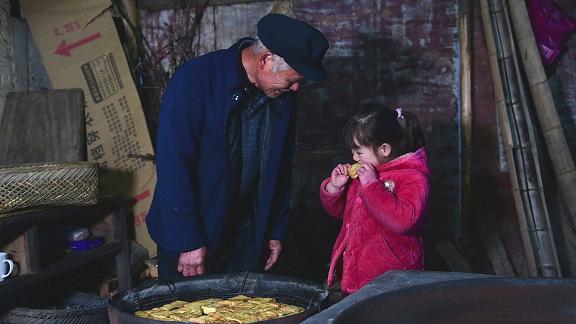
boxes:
[257,13,329,81]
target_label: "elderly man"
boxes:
[147,13,329,279]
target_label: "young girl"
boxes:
[320,104,429,294]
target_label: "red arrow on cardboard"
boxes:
[54,32,102,57]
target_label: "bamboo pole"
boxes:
[459,0,473,240]
[121,0,140,38]
[507,0,576,231]
[480,0,561,277]
[481,0,536,277]
[118,0,141,69]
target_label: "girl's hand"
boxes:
[327,164,350,192]
[357,163,378,186]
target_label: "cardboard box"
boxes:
[22,0,157,256]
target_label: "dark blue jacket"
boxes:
[147,40,296,260]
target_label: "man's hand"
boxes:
[264,240,282,271]
[178,246,208,277]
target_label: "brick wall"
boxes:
[288,0,461,276]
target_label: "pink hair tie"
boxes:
[396,107,404,119]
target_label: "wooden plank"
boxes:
[9,17,29,91]
[0,89,86,164]
[91,213,115,245]
[26,22,51,90]
[435,240,474,273]
[3,227,40,275]
[475,212,516,276]
[0,196,128,229]
[2,13,51,124]
[113,205,132,292]
[0,0,11,123]
[560,213,576,276]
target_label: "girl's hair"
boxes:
[343,104,425,157]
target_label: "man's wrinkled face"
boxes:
[254,56,304,98]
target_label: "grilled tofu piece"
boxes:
[200,305,220,314]
[228,295,251,301]
[348,163,362,179]
[160,300,188,310]
[247,297,276,304]
[278,304,305,316]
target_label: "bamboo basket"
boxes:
[0,162,99,214]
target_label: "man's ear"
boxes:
[259,52,273,70]
[379,143,392,157]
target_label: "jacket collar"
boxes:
[376,147,429,175]
[228,38,265,104]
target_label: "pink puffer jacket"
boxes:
[320,148,429,294]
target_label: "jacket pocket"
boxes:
[357,234,398,283]
[380,232,423,269]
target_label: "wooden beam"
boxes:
[137,0,273,10]
[459,0,473,240]
[8,15,51,92]
[9,17,29,90]
[0,0,11,122]
[113,205,132,292]
[475,211,516,276]
[0,90,86,164]
[4,227,40,275]
[435,240,474,273]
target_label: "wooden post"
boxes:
[114,204,132,292]
[474,211,516,275]
[435,240,474,273]
[120,0,141,68]
[459,0,473,239]
[0,0,10,121]
[4,227,40,275]
[480,0,562,277]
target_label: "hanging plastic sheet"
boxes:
[526,0,576,67]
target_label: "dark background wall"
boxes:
[282,0,461,279]
[277,0,576,279]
